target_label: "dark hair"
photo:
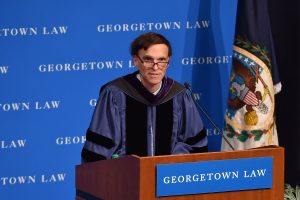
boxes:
[130,32,172,57]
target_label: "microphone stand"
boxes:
[184,82,235,151]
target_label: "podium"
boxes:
[76,146,284,200]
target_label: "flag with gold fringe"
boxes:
[221,0,281,151]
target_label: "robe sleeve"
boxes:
[81,86,124,163]
[172,91,208,154]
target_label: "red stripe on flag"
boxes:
[243,90,259,105]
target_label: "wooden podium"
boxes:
[76,146,284,200]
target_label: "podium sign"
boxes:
[76,147,284,200]
[156,157,273,197]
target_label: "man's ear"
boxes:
[132,56,138,66]
[166,56,171,68]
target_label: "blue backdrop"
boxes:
[0,0,237,199]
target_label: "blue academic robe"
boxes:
[81,72,207,162]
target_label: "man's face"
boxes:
[133,44,170,93]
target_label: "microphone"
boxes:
[184,82,235,151]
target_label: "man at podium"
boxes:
[81,32,208,163]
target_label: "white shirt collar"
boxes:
[136,73,162,95]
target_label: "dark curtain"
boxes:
[269,0,300,186]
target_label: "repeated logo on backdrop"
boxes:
[38,60,134,73]
[0,65,9,74]
[0,139,26,150]
[96,20,210,32]
[0,172,67,186]
[0,26,68,37]
[55,136,86,146]
[0,100,60,112]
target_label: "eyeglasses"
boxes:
[137,55,169,69]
